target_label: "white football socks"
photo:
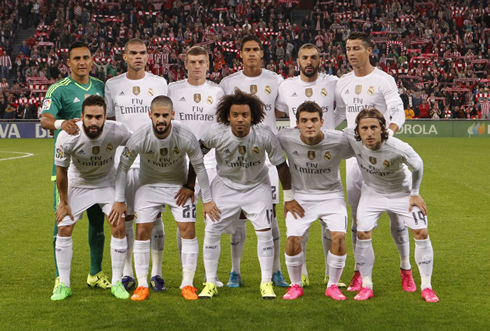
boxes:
[134,239,150,288]
[415,237,434,290]
[271,217,281,273]
[151,219,164,277]
[256,230,274,283]
[56,235,72,287]
[285,251,303,286]
[230,219,246,274]
[111,236,127,285]
[389,214,411,270]
[355,238,374,289]
[326,251,346,288]
[180,237,198,288]
[300,230,309,277]
[322,223,332,275]
[123,220,134,277]
[203,232,221,284]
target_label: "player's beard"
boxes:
[153,121,170,136]
[83,123,104,139]
[300,63,319,78]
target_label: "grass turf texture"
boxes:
[0,137,488,330]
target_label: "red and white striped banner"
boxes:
[16,97,44,105]
[152,37,176,44]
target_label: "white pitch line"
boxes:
[0,151,35,161]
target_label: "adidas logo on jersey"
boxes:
[119,91,125,96]
[148,149,154,154]
[291,92,298,97]
[293,151,299,156]
[77,149,86,155]
[345,90,350,94]
[179,97,186,101]
[224,149,231,154]
[73,97,80,103]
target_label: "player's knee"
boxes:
[135,223,153,240]
[178,222,195,239]
[411,228,428,240]
[58,225,73,237]
[111,224,126,239]
[356,231,371,240]
[286,236,302,255]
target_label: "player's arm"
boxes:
[41,113,80,135]
[404,146,427,215]
[104,83,116,121]
[175,163,196,206]
[276,161,305,219]
[334,86,346,128]
[55,165,73,224]
[383,78,405,134]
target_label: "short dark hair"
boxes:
[240,34,262,51]
[151,95,173,111]
[298,43,319,56]
[216,88,265,125]
[68,41,90,59]
[82,95,106,114]
[346,31,374,49]
[296,101,323,121]
[354,108,389,142]
[124,38,146,53]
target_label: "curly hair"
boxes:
[216,88,265,125]
[354,108,389,142]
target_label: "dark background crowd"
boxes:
[1,0,490,120]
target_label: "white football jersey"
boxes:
[105,72,168,168]
[335,68,405,128]
[168,79,224,168]
[220,69,283,132]
[276,73,339,130]
[201,123,286,190]
[119,121,205,189]
[277,128,354,199]
[344,128,422,196]
[55,121,131,188]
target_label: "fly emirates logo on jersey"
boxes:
[347,97,375,113]
[178,105,215,122]
[147,147,183,167]
[225,146,262,168]
[119,98,151,115]
[76,155,114,166]
[358,156,395,177]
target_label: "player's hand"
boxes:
[175,186,195,206]
[409,195,427,215]
[108,202,127,226]
[61,118,81,135]
[284,200,305,219]
[55,201,73,224]
[203,201,221,222]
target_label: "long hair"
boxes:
[354,108,389,142]
[216,88,265,125]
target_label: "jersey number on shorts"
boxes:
[183,204,197,219]
[266,208,273,225]
[411,211,427,225]
[271,186,277,200]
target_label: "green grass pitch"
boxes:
[0,137,489,330]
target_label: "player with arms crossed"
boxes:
[168,45,225,286]
[335,32,413,292]
[51,96,131,301]
[220,35,288,288]
[41,41,110,292]
[105,38,168,292]
[276,43,344,287]
[198,89,303,299]
[109,96,220,301]
[344,108,438,302]
[277,102,353,300]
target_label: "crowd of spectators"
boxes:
[1,0,490,120]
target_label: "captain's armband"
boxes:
[199,139,211,155]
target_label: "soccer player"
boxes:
[276,43,343,287]
[335,32,413,292]
[40,41,110,292]
[168,45,225,286]
[51,95,131,301]
[105,38,168,292]
[277,101,353,300]
[220,35,288,288]
[109,96,220,301]
[344,108,439,302]
[198,89,303,299]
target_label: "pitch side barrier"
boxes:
[276,119,490,138]
[1,119,489,139]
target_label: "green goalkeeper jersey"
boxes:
[42,75,105,178]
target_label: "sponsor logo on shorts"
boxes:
[324,151,331,160]
[160,148,168,156]
[265,85,271,95]
[305,88,313,97]
[369,156,377,165]
[321,88,328,97]
[106,143,113,152]
[307,151,315,160]
[133,86,140,95]
[194,93,201,103]
[252,146,259,154]
[92,146,100,155]
[238,145,246,155]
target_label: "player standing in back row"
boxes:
[219,35,288,288]
[335,32,414,292]
[105,38,168,292]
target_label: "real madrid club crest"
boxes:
[355,85,362,95]
[308,151,315,160]
[250,85,258,95]
[92,146,100,155]
[383,160,391,167]
[194,94,201,103]
[265,86,271,95]
[173,147,180,156]
[238,145,246,155]
[369,156,377,165]
[252,146,259,154]
[148,88,154,97]
[133,86,140,96]
[160,148,168,156]
[305,88,313,98]
[106,143,113,152]
[321,88,328,97]
[367,86,375,95]
[324,151,331,160]
[207,96,213,104]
